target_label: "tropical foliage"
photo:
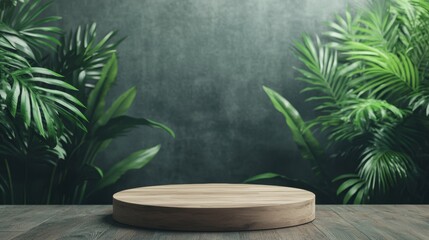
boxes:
[248,0,429,203]
[0,0,173,204]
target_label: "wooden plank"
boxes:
[57,215,110,239]
[198,232,240,240]
[114,184,315,231]
[392,205,429,218]
[352,205,429,240]
[95,215,156,240]
[329,205,409,240]
[0,231,23,240]
[97,228,156,240]
[239,222,327,240]
[311,206,371,240]
[151,231,200,240]
[12,206,110,240]
[0,205,70,231]
[239,229,280,240]
[274,223,328,240]
[0,205,428,240]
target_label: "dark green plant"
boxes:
[51,53,174,204]
[248,0,429,203]
[0,0,86,203]
[0,0,174,204]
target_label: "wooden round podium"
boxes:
[113,183,315,231]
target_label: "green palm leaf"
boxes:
[359,147,416,193]
[263,86,326,179]
[93,145,161,192]
[53,23,122,99]
[294,35,354,113]
[94,115,175,140]
[259,0,429,204]
[5,66,87,137]
[334,174,367,204]
[340,99,405,129]
[94,87,136,128]
[86,54,117,122]
[0,0,61,59]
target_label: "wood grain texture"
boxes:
[0,205,70,232]
[330,205,429,240]
[113,184,315,231]
[11,205,110,240]
[1,205,428,240]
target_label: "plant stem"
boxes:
[46,164,58,204]
[78,181,88,204]
[4,159,14,204]
[72,185,79,204]
[24,159,28,204]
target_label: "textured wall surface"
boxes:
[47,0,363,202]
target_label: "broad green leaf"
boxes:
[17,67,63,77]
[263,86,325,177]
[245,172,332,200]
[94,115,175,139]
[44,96,87,121]
[244,172,285,183]
[28,77,77,90]
[93,145,161,192]
[336,178,361,195]
[353,189,365,204]
[33,86,85,107]
[2,33,35,59]
[20,87,31,126]
[343,182,364,204]
[8,80,20,116]
[86,54,118,122]
[38,98,55,137]
[95,87,136,128]
[30,91,44,136]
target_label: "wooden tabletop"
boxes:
[113,184,315,207]
[1,205,428,240]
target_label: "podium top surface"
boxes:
[113,183,315,208]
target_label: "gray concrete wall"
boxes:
[47,0,364,202]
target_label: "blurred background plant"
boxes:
[248,0,429,204]
[0,0,174,204]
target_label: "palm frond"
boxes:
[0,0,26,10]
[410,87,429,115]
[358,0,400,51]
[359,147,417,194]
[261,0,429,204]
[325,10,361,45]
[0,0,61,60]
[53,23,122,101]
[344,43,419,99]
[394,0,429,81]
[334,174,367,204]
[5,66,86,137]
[340,98,405,130]
[314,98,405,143]
[1,34,87,137]
[294,35,354,113]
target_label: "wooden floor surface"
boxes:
[0,205,428,240]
